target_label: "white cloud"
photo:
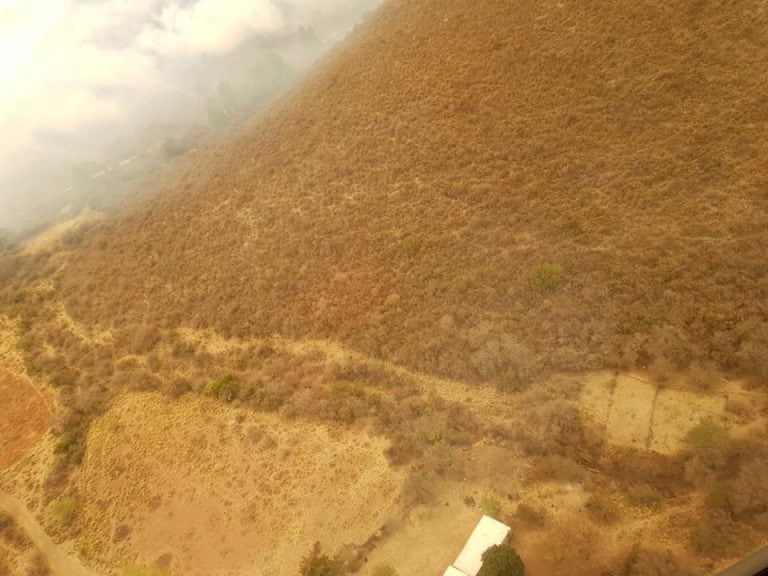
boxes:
[0,0,311,154]
[0,0,372,177]
[0,0,164,165]
[137,0,285,56]
[0,0,69,83]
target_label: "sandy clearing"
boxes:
[77,393,405,576]
[649,389,726,453]
[605,375,657,450]
[578,372,744,454]
[578,371,614,432]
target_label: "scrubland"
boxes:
[1,0,768,574]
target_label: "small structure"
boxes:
[443,515,512,576]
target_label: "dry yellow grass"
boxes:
[76,393,405,576]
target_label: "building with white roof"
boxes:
[443,515,512,576]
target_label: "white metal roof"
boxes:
[443,566,468,576]
[452,515,511,576]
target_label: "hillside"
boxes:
[2,1,768,575]
[56,0,768,386]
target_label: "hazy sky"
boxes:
[0,0,378,233]
[0,0,343,167]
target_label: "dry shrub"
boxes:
[25,553,51,576]
[466,331,537,389]
[585,494,621,525]
[648,325,695,371]
[423,441,462,479]
[686,362,720,392]
[513,503,547,529]
[728,457,768,519]
[400,469,437,507]
[529,400,585,453]
[625,546,698,576]
[0,512,32,550]
[531,517,618,576]
[602,450,686,507]
[164,376,192,399]
[123,325,162,354]
[688,510,743,561]
[682,419,731,483]
[625,483,667,510]
[734,319,768,384]
[725,396,757,423]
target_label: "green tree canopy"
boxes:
[477,544,525,576]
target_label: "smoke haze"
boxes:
[0,0,381,237]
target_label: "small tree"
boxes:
[204,373,240,402]
[683,419,729,469]
[477,544,525,576]
[528,263,564,294]
[49,497,77,525]
[300,543,345,576]
[371,563,397,576]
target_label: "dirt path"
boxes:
[0,491,101,576]
[180,328,506,408]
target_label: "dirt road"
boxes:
[0,491,100,576]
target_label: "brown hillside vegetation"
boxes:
[2,1,768,575]
[57,0,767,386]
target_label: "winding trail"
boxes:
[179,327,505,407]
[0,491,100,576]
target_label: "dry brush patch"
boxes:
[50,0,768,392]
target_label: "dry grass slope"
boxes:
[57,0,768,388]
[1,1,768,575]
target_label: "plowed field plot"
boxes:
[581,373,727,454]
[0,370,52,470]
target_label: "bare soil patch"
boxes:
[0,371,52,470]
[580,372,732,454]
[76,393,405,576]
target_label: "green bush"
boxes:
[49,497,77,525]
[54,432,85,464]
[477,544,525,576]
[204,373,240,402]
[683,419,729,468]
[371,563,397,576]
[528,263,564,294]
[480,495,501,517]
[123,566,171,576]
